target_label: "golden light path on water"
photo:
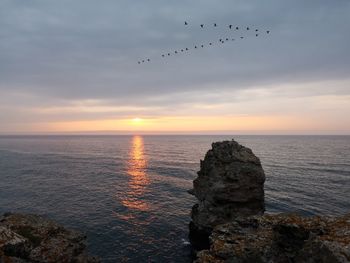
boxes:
[121,135,150,211]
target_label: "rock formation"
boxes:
[189,140,265,249]
[190,139,350,263]
[195,213,350,263]
[0,213,99,263]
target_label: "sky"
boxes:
[0,0,350,134]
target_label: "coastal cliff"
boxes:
[190,140,350,263]
[0,213,99,263]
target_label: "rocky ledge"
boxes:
[190,140,350,263]
[0,213,99,263]
[196,213,350,263]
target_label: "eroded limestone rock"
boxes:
[0,213,99,263]
[195,213,350,263]
[189,140,265,249]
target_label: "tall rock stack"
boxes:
[189,140,265,249]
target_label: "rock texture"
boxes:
[0,213,99,263]
[195,213,350,263]
[189,140,265,249]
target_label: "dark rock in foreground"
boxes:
[189,140,265,250]
[0,213,99,263]
[195,213,350,263]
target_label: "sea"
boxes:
[0,135,349,262]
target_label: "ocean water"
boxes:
[0,135,349,262]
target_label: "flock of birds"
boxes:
[138,22,270,64]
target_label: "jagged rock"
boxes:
[189,140,265,249]
[0,213,99,263]
[195,213,350,263]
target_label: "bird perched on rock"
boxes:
[147,59,150,62]
[267,30,270,34]
[185,21,188,26]
[236,26,239,30]
[255,29,258,32]
[201,45,204,48]
[256,34,258,37]
[209,43,212,45]
[200,24,204,28]
[229,25,233,29]
[240,36,244,39]
[162,54,165,57]
[175,51,178,54]
[186,48,189,51]
[195,46,197,48]
[167,53,170,56]
[214,23,217,27]
[247,27,250,30]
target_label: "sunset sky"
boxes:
[1,0,349,134]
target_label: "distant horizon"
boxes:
[1,130,349,136]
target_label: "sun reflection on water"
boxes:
[121,135,150,212]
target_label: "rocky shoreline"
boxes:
[189,140,350,263]
[0,213,99,263]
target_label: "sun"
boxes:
[132,118,143,124]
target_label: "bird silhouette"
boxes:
[185,48,189,51]
[162,54,165,57]
[229,25,233,29]
[209,42,212,45]
[142,60,145,63]
[226,38,229,41]
[200,24,204,28]
[236,26,239,30]
[175,51,178,54]
[256,34,258,37]
[267,30,270,34]
[214,23,217,27]
[147,59,150,62]
[138,61,140,64]
[185,21,188,25]
[240,36,244,39]
[247,27,250,30]
[201,45,204,48]
[181,49,184,52]
[255,29,258,32]
[168,53,170,56]
[195,45,197,48]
